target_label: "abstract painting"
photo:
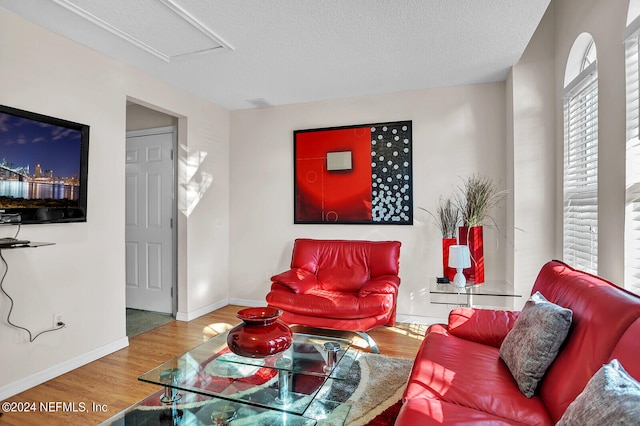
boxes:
[294,121,412,224]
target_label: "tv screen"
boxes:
[0,105,89,224]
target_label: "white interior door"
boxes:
[125,127,175,314]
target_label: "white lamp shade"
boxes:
[448,245,471,269]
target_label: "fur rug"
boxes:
[318,352,413,425]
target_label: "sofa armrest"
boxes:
[270,268,318,294]
[447,307,520,348]
[358,275,400,297]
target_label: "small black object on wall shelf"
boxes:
[0,240,55,249]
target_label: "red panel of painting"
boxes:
[295,127,372,222]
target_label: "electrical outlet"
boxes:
[53,313,64,328]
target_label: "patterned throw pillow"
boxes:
[557,359,640,425]
[500,291,573,397]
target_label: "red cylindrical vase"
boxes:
[227,307,293,358]
[442,238,458,282]
[458,226,485,284]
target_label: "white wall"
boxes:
[0,8,230,398]
[229,85,508,319]
[126,103,178,132]
[507,4,558,308]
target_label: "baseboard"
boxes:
[0,337,129,401]
[175,299,265,322]
[228,298,264,308]
[176,299,229,322]
[396,314,446,325]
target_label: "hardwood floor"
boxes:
[0,305,426,425]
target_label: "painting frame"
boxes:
[294,120,413,225]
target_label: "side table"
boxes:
[429,280,522,308]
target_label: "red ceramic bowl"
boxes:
[236,307,283,325]
[227,307,293,358]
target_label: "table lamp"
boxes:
[448,245,471,287]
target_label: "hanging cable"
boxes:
[0,249,65,342]
[10,224,21,239]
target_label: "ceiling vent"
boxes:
[52,0,233,62]
[248,98,273,109]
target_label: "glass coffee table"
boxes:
[101,332,358,425]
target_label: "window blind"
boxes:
[563,62,598,275]
[625,19,640,295]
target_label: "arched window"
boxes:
[624,2,640,295]
[563,33,598,274]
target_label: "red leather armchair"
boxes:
[266,238,401,353]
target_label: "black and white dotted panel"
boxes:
[370,122,412,224]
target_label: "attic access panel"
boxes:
[54,0,231,61]
[294,121,413,225]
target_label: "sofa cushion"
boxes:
[403,324,554,425]
[396,397,529,425]
[277,309,391,333]
[270,268,318,294]
[266,287,393,319]
[448,307,520,348]
[357,275,400,297]
[500,291,572,398]
[290,238,400,271]
[556,359,640,426]
[317,263,369,292]
[608,318,640,380]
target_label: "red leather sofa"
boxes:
[396,260,640,425]
[266,238,401,353]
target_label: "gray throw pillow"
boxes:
[557,359,640,426]
[499,291,572,397]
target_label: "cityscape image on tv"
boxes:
[0,111,82,209]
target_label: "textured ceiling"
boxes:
[0,0,550,110]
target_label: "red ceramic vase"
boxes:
[442,237,458,282]
[227,307,293,358]
[458,226,485,284]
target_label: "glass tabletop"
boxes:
[100,390,323,426]
[137,331,357,417]
[430,280,521,297]
[215,333,354,379]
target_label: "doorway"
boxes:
[125,102,178,333]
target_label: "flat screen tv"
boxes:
[0,105,89,224]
